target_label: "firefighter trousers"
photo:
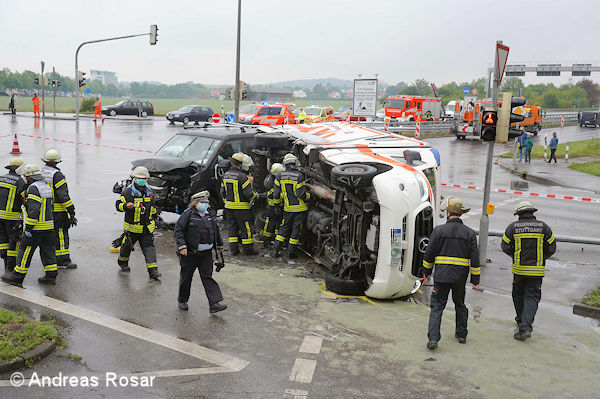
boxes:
[273,211,306,255]
[512,275,542,334]
[54,212,72,265]
[0,219,20,272]
[427,280,468,342]
[14,230,57,277]
[178,250,223,306]
[262,206,282,244]
[225,208,254,253]
[118,231,158,271]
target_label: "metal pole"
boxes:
[512,139,518,166]
[566,141,569,163]
[41,61,45,118]
[233,0,241,123]
[74,32,151,121]
[53,66,56,117]
[478,40,501,266]
[544,133,548,161]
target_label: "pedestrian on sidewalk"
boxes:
[548,132,558,163]
[501,201,556,341]
[8,92,17,115]
[32,93,40,118]
[524,134,533,163]
[518,128,527,162]
[420,197,480,350]
[173,191,227,314]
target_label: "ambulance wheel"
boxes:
[254,132,289,148]
[331,164,378,189]
[325,273,367,296]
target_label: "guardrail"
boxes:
[542,112,578,125]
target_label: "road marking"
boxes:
[0,283,248,383]
[17,133,154,154]
[289,359,317,383]
[299,335,323,354]
[284,388,309,399]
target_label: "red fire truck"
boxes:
[384,96,443,122]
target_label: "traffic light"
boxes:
[57,80,61,88]
[34,77,39,85]
[496,93,526,143]
[239,81,247,100]
[51,80,56,88]
[226,88,233,100]
[43,77,49,86]
[150,24,158,45]
[480,108,498,141]
[78,71,86,88]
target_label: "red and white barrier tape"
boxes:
[441,183,600,204]
[19,134,154,154]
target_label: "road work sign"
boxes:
[353,79,378,117]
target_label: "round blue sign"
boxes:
[85,87,92,94]
[226,113,235,123]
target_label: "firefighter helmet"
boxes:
[6,157,24,169]
[231,153,244,162]
[16,164,42,178]
[131,166,150,179]
[42,148,62,163]
[241,154,254,172]
[514,201,537,215]
[282,153,298,165]
[270,163,284,175]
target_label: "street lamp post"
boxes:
[41,61,45,118]
[75,28,157,121]
[233,0,242,123]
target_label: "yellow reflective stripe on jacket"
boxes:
[434,256,470,266]
[470,267,481,275]
[28,194,42,203]
[54,199,73,213]
[117,196,126,211]
[423,260,433,269]
[55,179,67,189]
[512,232,545,276]
[224,200,250,210]
[0,210,21,220]
[547,234,555,244]
[502,234,511,243]
[123,220,155,234]
[0,182,18,216]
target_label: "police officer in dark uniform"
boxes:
[2,164,58,286]
[270,154,310,259]
[262,163,284,249]
[221,153,258,256]
[421,197,480,350]
[173,191,227,313]
[115,166,161,280]
[0,157,26,273]
[502,201,556,341]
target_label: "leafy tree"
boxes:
[576,79,599,106]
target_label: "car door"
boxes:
[254,107,269,125]
[129,101,140,115]
[201,107,211,121]
[190,107,201,122]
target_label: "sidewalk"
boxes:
[498,156,600,194]
[2,112,157,121]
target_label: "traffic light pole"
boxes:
[41,61,45,119]
[233,0,242,123]
[53,66,56,117]
[75,32,152,121]
[478,40,501,267]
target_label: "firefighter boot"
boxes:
[229,242,240,256]
[119,264,130,272]
[38,272,57,285]
[59,262,77,269]
[148,268,162,280]
[209,302,227,314]
[1,271,25,287]
[243,245,259,256]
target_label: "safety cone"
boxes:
[9,133,21,155]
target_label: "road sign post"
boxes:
[479,40,509,267]
[41,61,45,119]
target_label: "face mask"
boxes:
[135,179,147,186]
[196,203,209,212]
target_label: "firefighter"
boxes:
[1,164,58,286]
[262,163,284,249]
[270,154,310,259]
[421,197,480,350]
[0,157,27,273]
[501,201,556,341]
[298,108,307,124]
[115,166,161,280]
[94,97,104,123]
[41,149,77,269]
[32,93,41,118]
[221,153,258,256]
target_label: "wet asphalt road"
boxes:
[0,115,599,398]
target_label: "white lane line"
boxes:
[289,359,317,383]
[0,283,248,376]
[298,335,323,354]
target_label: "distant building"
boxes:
[90,70,118,86]
[328,91,341,99]
[293,89,307,98]
[253,87,293,101]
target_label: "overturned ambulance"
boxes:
[250,122,443,299]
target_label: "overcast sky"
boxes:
[2,0,598,86]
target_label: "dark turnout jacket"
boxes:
[174,208,223,253]
[501,214,556,277]
[422,218,480,285]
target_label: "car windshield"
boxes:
[582,112,596,118]
[155,135,221,165]
[239,105,260,114]
[178,106,194,112]
[445,104,454,112]
[305,107,322,115]
[115,100,127,106]
[386,100,405,109]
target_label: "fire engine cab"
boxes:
[384,96,443,122]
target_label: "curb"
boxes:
[497,161,560,187]
[0,340,56,373]
[573,303,600,320]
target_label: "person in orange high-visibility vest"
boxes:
[32,94,41,118]
[94,97,104,123]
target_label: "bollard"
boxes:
[566,141,569,163]
[513,140,518,166]
[415,116,421,139]
[560,114,565,127]
[544,133,548,161]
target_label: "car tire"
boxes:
[254,132,289,148]
[141,111,148,118]
[331,164,379,189]
[110,110,117,117]
[183,116,190,125]
[325,273,367,296]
